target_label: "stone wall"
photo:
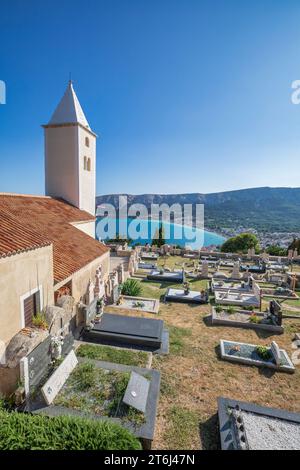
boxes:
[0,365,20,397]
[70,251,110,302]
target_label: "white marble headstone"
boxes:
[41,350,78,405]
[271,341,281,366]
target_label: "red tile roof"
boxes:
[0,194,109,284]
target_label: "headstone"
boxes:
[118,263,125,284]
[270,341,281,366]
[41,350,78,405]
[94,265,105,299]
[87,279,95,305]
[123,371,150,413]
[201,260,209,277]
[232,261,240,279]
[288,249,294,260]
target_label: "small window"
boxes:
[87,157,91,171]
[84,156,87,170]
[85,137,90,147]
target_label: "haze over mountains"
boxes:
[96,187,300,232]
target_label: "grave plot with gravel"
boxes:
[218,397,300,450]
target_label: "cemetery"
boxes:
[219,339,295,373]
[2,251,299,450]
[211,300,284,334]
[218,397,300,450]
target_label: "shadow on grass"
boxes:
[202,315,213,327]
[214,344,221,360]
[258,367,276,378]
[198,413,220,450]
[255,329,281,339]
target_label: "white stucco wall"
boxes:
[0,246,54,345]
[78,126,96,216]
[45,126,80,208]
[72,220,95,238]
[45,124,96,217]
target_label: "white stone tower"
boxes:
[44,81,96,220]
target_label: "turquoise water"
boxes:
[96,217,225,249]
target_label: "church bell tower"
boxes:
[43,81,96,218]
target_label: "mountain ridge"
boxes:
[96,187,300,232]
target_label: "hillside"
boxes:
[96,187,300,232]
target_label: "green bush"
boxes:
[215,305,223,313]
[32,312,48,330]
[0,410,141,450]
[121,279,142,297]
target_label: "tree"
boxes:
[220,233,260,254]
[151,222,166,247]
[266,245,287,256]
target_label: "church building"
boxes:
[0,82,110,394]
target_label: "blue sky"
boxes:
[1,0,300,196]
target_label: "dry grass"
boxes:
[110,256,300,449]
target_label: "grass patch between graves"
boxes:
[169,325,193,355]
[0,409,141,450]
[76,343,149,367]
[163,406,199,449]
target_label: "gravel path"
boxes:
[241,411,300,450]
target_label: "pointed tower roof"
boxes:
[47,81,90,129]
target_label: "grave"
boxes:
[219,339,295,373]
[218,397,300,450]
[141,252,159,260]
[82,312,169,354]
[214,290,260,307]
[138,262,157,270]
[211,306,284,334]
[29,359,161,450]
[115,295,159,314]
[240,263,266,274]
[164,287,208,304]
[147,269,184,283]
